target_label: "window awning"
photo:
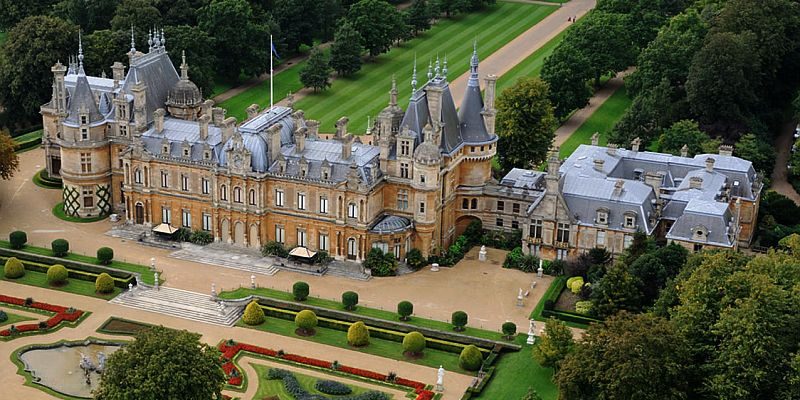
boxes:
[288,246,317,258]
[152,223,179,235]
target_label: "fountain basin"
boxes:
[16,339,123,399]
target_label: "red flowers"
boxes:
[0,295,83,337]
[217,340,433,398]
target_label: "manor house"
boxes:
[40,33,762,262]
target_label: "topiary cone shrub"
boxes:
[95,273,115,294]
[459,345,484,371]
[51,239,69,257]
[397,301,413,321]
[451,311,468,332]
[402,331,426,357]
[9,231,27,249]
[293,281,310,301]
[243,300,265,325]
[295,310,318,336]
[342,291,359,311]
[96,247,114,265]
[502,321,517,339]
[47,264,68,286]
[4,257,25,279]
[347,321,370,347]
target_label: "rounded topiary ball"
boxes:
[402,331,426,355]
[242,300,265,325]
[295,310,318,335]
[347,321,370,347]
[9,231,27,249]
[293,281,310,301]
[95,273,114,294]
[47,264,68,285]
[459,345,484,371]
[4,257,25,279]
[451,311,468,331]
[51,239,69,257]
[342,291,359,311]
[502,321,517,338]
[397,301,413,321]
[96,247,114,265]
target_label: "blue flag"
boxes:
[271,42,280,60]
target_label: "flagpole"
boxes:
[270,34,274,109]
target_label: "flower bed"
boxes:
[218,340,436,400]
[0,295,85,338]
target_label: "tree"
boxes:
[95,326,225,400]
[406,0,432,34]
[300,47,332,92]
[329,21,363,77]
[0,0,58,31]
[347,321,370,346]
[3,257,25,279]
[432,0,467,17]
[521,387,543,400]
[262,241,288,257]
[47,264,68,285]
[82,29,129,78]
[459,345,483,371]
[110,0,163,37]
[96,247,114,264]
[501,322,516,339]
[565,11,635,85]
[555,312,691,400]
[292,281,310,301]
[95,272,115,294]
[657,119,708,156]
[0,131,19,180]
[734,133,774,173]
[294,310,318,335]
[347,0,406,57]
[243,300,265,325]
[397,301,413,321]
[51,0,119,32]
[164,25,217,96]
[275,0,341,53]
[451,311,468,331]
[532,317,573,371]
[541,42,593,120]
[342,291,359,310]
[402,331,426,355]
[590,264,644,318]
[154,0,209,26]
[0,16,78,123]
[495,77,557,171]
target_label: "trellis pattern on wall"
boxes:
[96,184,111,216]
[62,186,80,217]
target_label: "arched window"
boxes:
[233,186,242,203]
[462,199,469,209]
[471,198,478,209]
[248,189,256,205]
[220,185,228,201]
[134,168,143,184]
[347,202,358,218]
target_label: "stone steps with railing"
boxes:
[109,286,243,326]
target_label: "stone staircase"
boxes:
[109,286,243,326]
[170,244,279,276]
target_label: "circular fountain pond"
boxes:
[17,340,123,399]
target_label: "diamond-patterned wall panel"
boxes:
[62,186,80,217]
[96,184,111,216]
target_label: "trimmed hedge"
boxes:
[541,309,602,325]
[315,379,352,395]
[459,345,484,371]
[4,257,25,279]
[342,291,358,311]
[47,264,69,285]
[243,301,265,325]
[347,321,370,347]
[0,255,133,288]
[397,301,413,321]
[292,281,309,301]
[294,310,318,334]
[501,322,516,338]
[452,311,468,332]
[96,247,114,265]
[95,273,115,294]
[9,231,26,249]
[402,331,426,355]
[51,239,69,257]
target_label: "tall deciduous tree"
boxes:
[329,21,363,77]
[565,11,635,85]
[495,77,557,171]
[110,0,163,38]
[532,317,574,371]
[657,119,709,156]
[84,29,129,77]
[734,132,774,173]
[0,130,19,180]
[541,42,593,120]
[275,0,341,53]
[51,0,119,32]
[0,0,58,31]
[300,46,331,92]
[406,0,432,35]
[94,326,225,399]
[555,312,691,400]
[164,25,216,96]
[0,15,77,123]
[347,0,406,57]
[589,263,643,318]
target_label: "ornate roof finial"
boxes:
[427,58,433,80]
[152,27,161,47]
[160,28,165,48]
[180,50,189,80]
[442,53,448,78]
[411,54,418,92]
[77,30,84,74]
[467,40,480,87]
[390,74,397,106]
[130,25,136,53]
[434,54,440,78]
[147,29,153,50]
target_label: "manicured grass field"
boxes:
[252,364,384,400]
[0,240,159,285]
[495,29,568,94]
[283,2,555,133]
[474,339,558,400]
[11,129,42,153]
[1,267,121,299]
[0,310,35,327]
[219,287,507,340]
[559,84,632,158]
[240,315,467,373]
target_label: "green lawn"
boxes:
[52,203,108,223]
[252,364,387,400]
[0,310,35,327]
[0,240,159,285]
[219,287,506,340]
[559,84,632,158]
[474,340,558,400]
[287,2,556,133]
[495,29,568,94]
[1,268,121,299]
[12,129,42,153]
[240,315,467,373]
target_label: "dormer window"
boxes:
[323,170,329,180]
[692,225,708,241]
[400,141,410,156]
[162,144,169,155]
[183,148,190,157]
[80,115,88,125]
[624,212,636,229]
[596,209,608,225]
[203,150,211,161]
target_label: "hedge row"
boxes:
[0,247,135,287]
[541,309,602,326]
[250,296,519,352]
[0,256,134,288]
[260,304,491,355]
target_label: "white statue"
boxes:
[436,365,445,392]
[478,245,487,261]
[537,259,544,278]
[527,319,536,345]
[154,271,159,290]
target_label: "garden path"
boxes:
[0,281,474,400]
[770,120,800,204]
[553,68,633,148]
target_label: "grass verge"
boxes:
[52,203,108,223]
[12,129,42,153]
[559,83,632,158]
[32,169,62,189]
[473,340,558,400]
[0,310,35,327]
[252,364,385,400]
[1,268,121,300]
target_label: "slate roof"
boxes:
[65,72,104,125]
[561,174,656,233]
[120,50,180,124]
